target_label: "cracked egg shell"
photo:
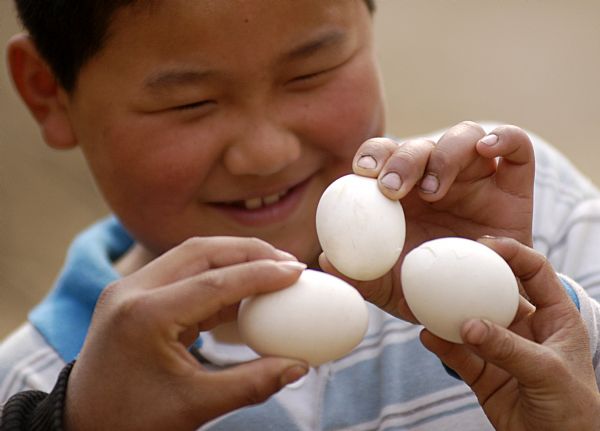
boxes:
[401,237,519,343]
[316,174,406,281]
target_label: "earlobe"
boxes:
[7,33,77,149]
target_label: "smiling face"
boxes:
[66,0,385,265]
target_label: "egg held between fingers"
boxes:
[401,237,519,344]
[316,174,406,281]
[238,269,369,366]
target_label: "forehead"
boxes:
[71,0,373,100]
[104,0,367,58]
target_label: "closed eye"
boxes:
[174,100,216,111]
[288,58,351,88]
[293,70,326,82]
[291,68,335,83]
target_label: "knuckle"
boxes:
[95,282,164,342]
[536,252,551,268]
[494,125,533,147]
[442,121,485,142]
[238,236,274,259]
[385,140,433,172]
[429,145,452,171]
[356,137,397,158]
[241,378,270,405]
[459,120,485,134]
[364,136,397,148]
[519,247,551,281]
[198,271,227,296]
[96,281,121,308]
[246,236,268,249]
[112,291,159,333]
[391,146,420,166]
[179,236,208,254]
[498,124,522,135]
[491,328,517,362]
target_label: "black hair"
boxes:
[14,0,376,93]
[14,0,137,92]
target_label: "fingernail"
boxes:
[278,261,307,271]
[479,134,499,146]
[381,172,402,191]
[462,319,490,345]
[420,173,439,193]
[357,155,377,169]
[280,364,309,387]
[276,250,298,261]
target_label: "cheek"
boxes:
[298,64,384,161]
[86,120,219,212]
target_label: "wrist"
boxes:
[556,273,580,310]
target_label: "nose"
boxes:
[223,114,302,176]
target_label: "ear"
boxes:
[7,34,77,149]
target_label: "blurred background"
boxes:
[1,0,600,338]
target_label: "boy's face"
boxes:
[68,0,384,264]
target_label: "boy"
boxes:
[1,0,600,429]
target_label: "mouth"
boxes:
[223,188,291,210]
[210,178,312,227]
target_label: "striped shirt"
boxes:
[1,127,600,430]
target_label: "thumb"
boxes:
[461,319,551,387]
[199,357,308,416]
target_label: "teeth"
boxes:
[244,197,263,210]
[242,189,289,210]
[263,192,281,205]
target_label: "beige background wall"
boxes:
[1,0,600,338]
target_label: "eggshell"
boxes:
[238,269,369,366]
[316,174,406,281]
[401,237,519,343]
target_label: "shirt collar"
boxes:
[29,216,133,362]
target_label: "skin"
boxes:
[66,237,310,430]
[421,237,600,431]
[9,0,385,268]
[6,0,598,429]
[321,123,535,322]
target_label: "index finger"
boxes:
[151,259,307,327]
[129,236,298,289]
[475,125,535,196]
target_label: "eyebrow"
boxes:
[143,69,214,92]
[143,30,347,91]
[282,29,347,61]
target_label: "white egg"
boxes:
[401,237,519,343]
[316,174,406,281]
[238,269,369,366]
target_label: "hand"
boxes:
[320,121,535,321]
[64,237,309,431]
[421,236,600,431]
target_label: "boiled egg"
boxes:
[401,237,519,343]
[238,269,369,366]
[316,174,406,281]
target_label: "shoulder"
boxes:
[0,323,66,404]
[530,129,599,203]
[527,130,600,240]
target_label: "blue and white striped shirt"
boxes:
[2,127,600,430]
